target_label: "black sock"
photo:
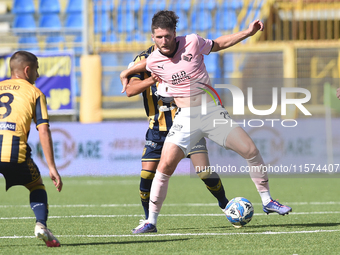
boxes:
[30,185,48,226]
[199,172,229,209]
[139,170,155,219]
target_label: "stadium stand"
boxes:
[94,11,110,34]
[168,0,191,12]
[12,0,35,14]
[45,35,65,51]
[39,0,61,14]
[141,0,166,32]
[1,0,340,119]
[116,0,140,33]
[66,0,83,13]
[190,8,213,32]
[39,14,62,29]
[93,0,113,12]
[73,35,82,54]
[65,12,82,29]
[13,14,36,29]
[18,35,39,51]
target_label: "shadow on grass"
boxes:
[62,238,191,247]
[250,222,340,229]
[211,222,340,231]
[166,227,201,231]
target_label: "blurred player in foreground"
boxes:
[123,45,230,233]
[337,88,340,99]
[121,11,292,233]
[0,51,62,247]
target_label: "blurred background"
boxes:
[0,0,340,120]
[0,0,339,175]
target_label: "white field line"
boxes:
[1,201,340,209]
[2,211,340,220]
[60,180,140,185]
[1,229,339,239]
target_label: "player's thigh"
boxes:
[142,142,163,165]
[165,110,203,156]
[202,104,258,159]
[225,127,258,159]
[141,161,159,172]
[158,142,185,176]
[0,158,42,191]
[142,129,167,171]
[188,138,210,171]
[203,103,237,148]
[190,152,210,171]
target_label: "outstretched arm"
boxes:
[120,58,148,93]
[38,124,63,192]
[337,88,340,100]
[211,19,264,52]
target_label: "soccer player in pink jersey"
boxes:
[123,45,230,232]
[121,11,292,234]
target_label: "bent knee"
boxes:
[241,144,259,159]
[247,146,259,159]
[158,159,177,175]
[25,177,43,191]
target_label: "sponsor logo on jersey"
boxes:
[145,140,157,148]
[191,144,206,150]
[167,131,175,137]
[172,124,183,131]
[220,111,230,119]
[171,71,190,85]
[0,122,16,131]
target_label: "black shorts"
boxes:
[142,128,208,162]
[0,158,41,191]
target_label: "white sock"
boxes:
[148,212,159,226]
[260,191,272,205]
[148,171,171,226]
[246,153,270,192]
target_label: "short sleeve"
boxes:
[196,34,214,55]
[34,94,49,128]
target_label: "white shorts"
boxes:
[165,101,239,156]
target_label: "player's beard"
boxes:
[159,40,176,57]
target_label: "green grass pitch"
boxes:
[1,175,340,254]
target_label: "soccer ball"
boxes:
[225,197,254,228]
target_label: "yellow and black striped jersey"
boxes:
[0,78,49,163]
[130,46,177,132]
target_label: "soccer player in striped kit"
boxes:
[0,51,62,246]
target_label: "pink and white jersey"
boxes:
[146,34,213,97]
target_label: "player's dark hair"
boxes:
[151,10,178,33]
[10,51,38,69]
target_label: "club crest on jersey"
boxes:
[182,54,193,62]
